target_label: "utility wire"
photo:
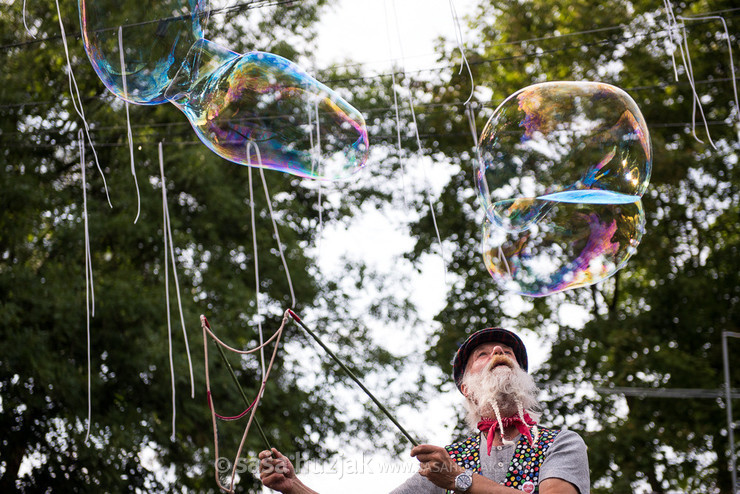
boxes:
[5,116,739,144]
[595,386,740,399]
[2,119,735,152]
[4,4,738,57]
[0,9,736,110]
[4,110,738,144]
[2,7,737,88]
[3,74,739,140]
[1,0,298,52]
[321,15,739,86]
[1,64,738,115]
[5,81,739,144]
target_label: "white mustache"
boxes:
[486,354,515,372]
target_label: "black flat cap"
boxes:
[452,328,528,391]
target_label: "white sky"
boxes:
[263,1,549,492]
[313,0,479,73]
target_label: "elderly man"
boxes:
[259,328,589,493]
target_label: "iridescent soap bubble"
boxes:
[78,2,369,180]
[482,198,646,296]
[477,81,651,296]
[79,0,207,104]
[165,40,369,180]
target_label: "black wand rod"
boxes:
[287,309,419,447]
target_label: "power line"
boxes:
[2,73,738,137]
[680,7,740,19]
[3,71,739,142]
[1,1,736,129]
[3,111,738,145]
[5,3,738,58]
[327,10,740,86]
[595,386,740,400]
[2,6,736,92]
[1,62,738,115]
[2,5,737,154]
[0,0,298,52]
[1,118,734,152]
[482,5,740,50]
[0,7,735,112]
[321,27,663,84]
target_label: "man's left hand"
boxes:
[410,444,465,490]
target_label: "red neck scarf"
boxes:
[477,413,536,455]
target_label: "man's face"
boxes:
[461,341,518,397]
[459,340,538,424]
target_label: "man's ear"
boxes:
[461,383,479,406]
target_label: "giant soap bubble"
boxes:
[165,40,369,180]
[80,0,208,105]
[477,81,651,296]
[78,0,369,180]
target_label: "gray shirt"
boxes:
[389,430,589,494]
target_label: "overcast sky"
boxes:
[313,0,478,72]
[264,1,477,492]
[266,0,589,491]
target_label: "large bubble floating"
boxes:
[80,0,208,105]
[476,81,651,296]
[79,0,369,180]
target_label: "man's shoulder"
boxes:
[547,428,588,448]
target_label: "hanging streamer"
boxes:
[54,0,112,207]
[465,104,479,150]
[677,13,740,136]
[23,0,36,38]
[662,1,717,148]
[119,27,142,222]
[407,95,448,283]
[383,0,408,207]
[159,142,196,442]
[306,105,324,256]
[245,141,297,383]
[258,167,296,308]
[386,0,447,279]
[448,0,475,104]
[162,177,177,440]
[80,130,94,443]
[245,158,266,382]
[312,100,325,257]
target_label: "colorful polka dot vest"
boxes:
[444,426,560,493]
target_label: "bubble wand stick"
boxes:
[202,315,273,451]
[287,309,419,447]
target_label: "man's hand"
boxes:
[259,448,297,493]
[411,444,466,490]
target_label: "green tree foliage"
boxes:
[0,1,411,491]
[406,0,739,492]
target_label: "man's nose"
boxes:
[492,345,505,355]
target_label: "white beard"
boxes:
[461,358,540,432]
